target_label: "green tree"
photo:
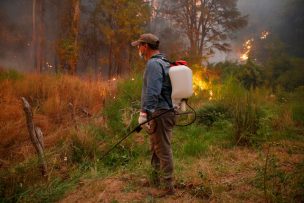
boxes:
[237,60,263,90]
[56,0,80,75]
[160,0,247,63]
[95,0,150,78]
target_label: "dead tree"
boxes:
[21,97,47,176]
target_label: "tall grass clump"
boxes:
[291,86,304,124]
[0,70,114,202]
[269,86,304,138]
[97,74,147,170]
[0,71,111,165]
[102,74,142,134]
[220,77,262,145]
[15,74,109,123]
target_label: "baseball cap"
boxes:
[131,33,159,46]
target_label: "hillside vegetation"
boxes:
[0,67,303,202]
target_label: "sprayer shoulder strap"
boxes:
[150,55,171,79]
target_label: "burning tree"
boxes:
[240,38,254,62]
[159,0,247,63]
[239,31,271,63]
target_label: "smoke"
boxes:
[0,1,32,70]
[209,0,288,63]
[222,0,288,62]
[0,0,70,71]
[153,0,289,63]
[0,0,295,70]
[236,0,286,40]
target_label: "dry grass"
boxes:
[0,73,113,165]
[272,105,294,130]
[57,140,303,202]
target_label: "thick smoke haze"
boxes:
[236,0,287,43]
[211,0,287,63]
[0,0,300,70]
[0,1,32,70]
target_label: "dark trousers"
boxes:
[150,110,176,185]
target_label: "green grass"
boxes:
[173,120,233,158]
[254,153,304,202]
[102,75,142,135]
[0,69,24,81]
[292,102,304,123]
[17,176,80,203]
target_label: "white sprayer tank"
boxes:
[169,65,193,110]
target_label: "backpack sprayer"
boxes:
[101,60,195,160]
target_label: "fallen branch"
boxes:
[21,97,47,176]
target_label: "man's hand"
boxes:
[138,112,151,131]
[138,112,147,124]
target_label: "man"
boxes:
[131,33,176,195]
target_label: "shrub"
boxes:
[101,145,136,168]
[71,129,100,164]
[237,60,264,89]
[196,103,229,128]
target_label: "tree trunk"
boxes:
[32,0,45,73]
[69,0,80,75]
[108,42,113,79]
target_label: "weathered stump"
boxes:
[21,97,47,176]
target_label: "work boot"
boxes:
[165,179,175,195]
[157,186,175,197]
[157,178,175,197]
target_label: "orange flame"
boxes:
[193,71,208,95]
[192,68,214,100]
[240,38,254,62]
[260,31,270,40]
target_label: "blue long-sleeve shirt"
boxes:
[141,54,173,113]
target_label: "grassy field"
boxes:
[0,68,303,202]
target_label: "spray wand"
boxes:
[100,108,174,160]
[100,102,196,160]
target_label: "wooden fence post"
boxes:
[21,97,47,176]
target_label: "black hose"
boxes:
[100,101,197,160]
[175,102,197,127]
[100,108,174,160]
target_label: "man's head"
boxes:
[131,33,160,60]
